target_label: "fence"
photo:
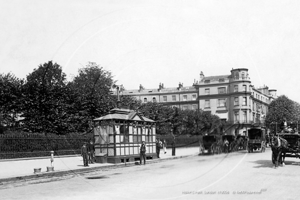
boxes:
[157,135,201,148]
[0,134,201,159]
[0,134,88,159]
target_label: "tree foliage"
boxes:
[0,73,24,133]
[2,60,227,136]
[265,95,300,132]
[138,102,223,136]
[68,63,110,130]
[21,61,69,134]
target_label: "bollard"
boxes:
[47,151,55,172]
[50,151,54,167]
[34,168,41,173]
[171,137,176,156]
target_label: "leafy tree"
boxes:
[137,102,223,136]
[265,95,300,132]
[69,62,115,132]
[21,61,69,134]
[0,73,24,133]
[181,110,223,135]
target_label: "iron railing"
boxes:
[0,134,88,159]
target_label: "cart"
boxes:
[247,127,266,153]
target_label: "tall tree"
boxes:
[265,95,300,132]
[22,61,69,134]
[0,73,24,133]
[69,62,115,132]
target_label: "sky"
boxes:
[1,0,300,102]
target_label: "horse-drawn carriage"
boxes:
[270,120,300,167]
[271,132,300,166]
[201,135,217,154]
[247,127,266,153]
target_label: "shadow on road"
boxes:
[250,160,274,168]
[86,175,109,179]
[251,159,300,169]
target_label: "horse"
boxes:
[270,135,288,168]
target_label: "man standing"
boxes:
[224,139,229,153]
[140,141,146,165]
[88,140,95,164]
[155,139,162,158]
[81,142,89,167]
[162,139,167,154]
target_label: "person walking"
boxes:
[88,140,95,164]
[156,139,162,158]
[140,141,147,165]
[162,139,167,154]
[81,142,89,167]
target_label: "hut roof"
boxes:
[93,108,155,123]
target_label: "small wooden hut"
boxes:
[93,108,157,163]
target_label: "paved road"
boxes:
[1,148,300,200]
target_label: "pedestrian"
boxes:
[156,139,162,158]
[140,141,147,165]
[224,138,229,153]
[88,140,95,164]
[162,139,167,154]
[81,142,89,167]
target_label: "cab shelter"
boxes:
[93,108,157,164]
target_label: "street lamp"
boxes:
[112,84,124,108]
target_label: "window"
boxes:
[219,78,225,82]
[205,100,210,108]
[204,80,210,83]
[183,95,187,101]
[192,94,197,100]
[234,85,238,92]
[172,95,176,101]
[218,87,226,94]
[144,98,147,103]
[205,88,210,95]
[234,111,239,122]
[182,105,188,110]
[243,111,247,123]
[243,85,246,91]
[234,97,239,106]
[235,72,239,79]
[153,97,156,103]
[192,105,197,110]
[243,97,247,106]
[163,96,167,102]
[218,99,226,107]
[242,72,245,79]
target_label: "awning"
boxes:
[215,112,228,120]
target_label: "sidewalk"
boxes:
[0,147,199,184]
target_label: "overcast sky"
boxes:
[1,0,300,102]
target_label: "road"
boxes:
[1,148,300,200]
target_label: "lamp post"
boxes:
[112,84,123,108]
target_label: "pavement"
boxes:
[0,147,199,185]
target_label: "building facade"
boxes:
[121,68,277,136]
[122,83,199,110]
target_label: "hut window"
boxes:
[120,125,129,143]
